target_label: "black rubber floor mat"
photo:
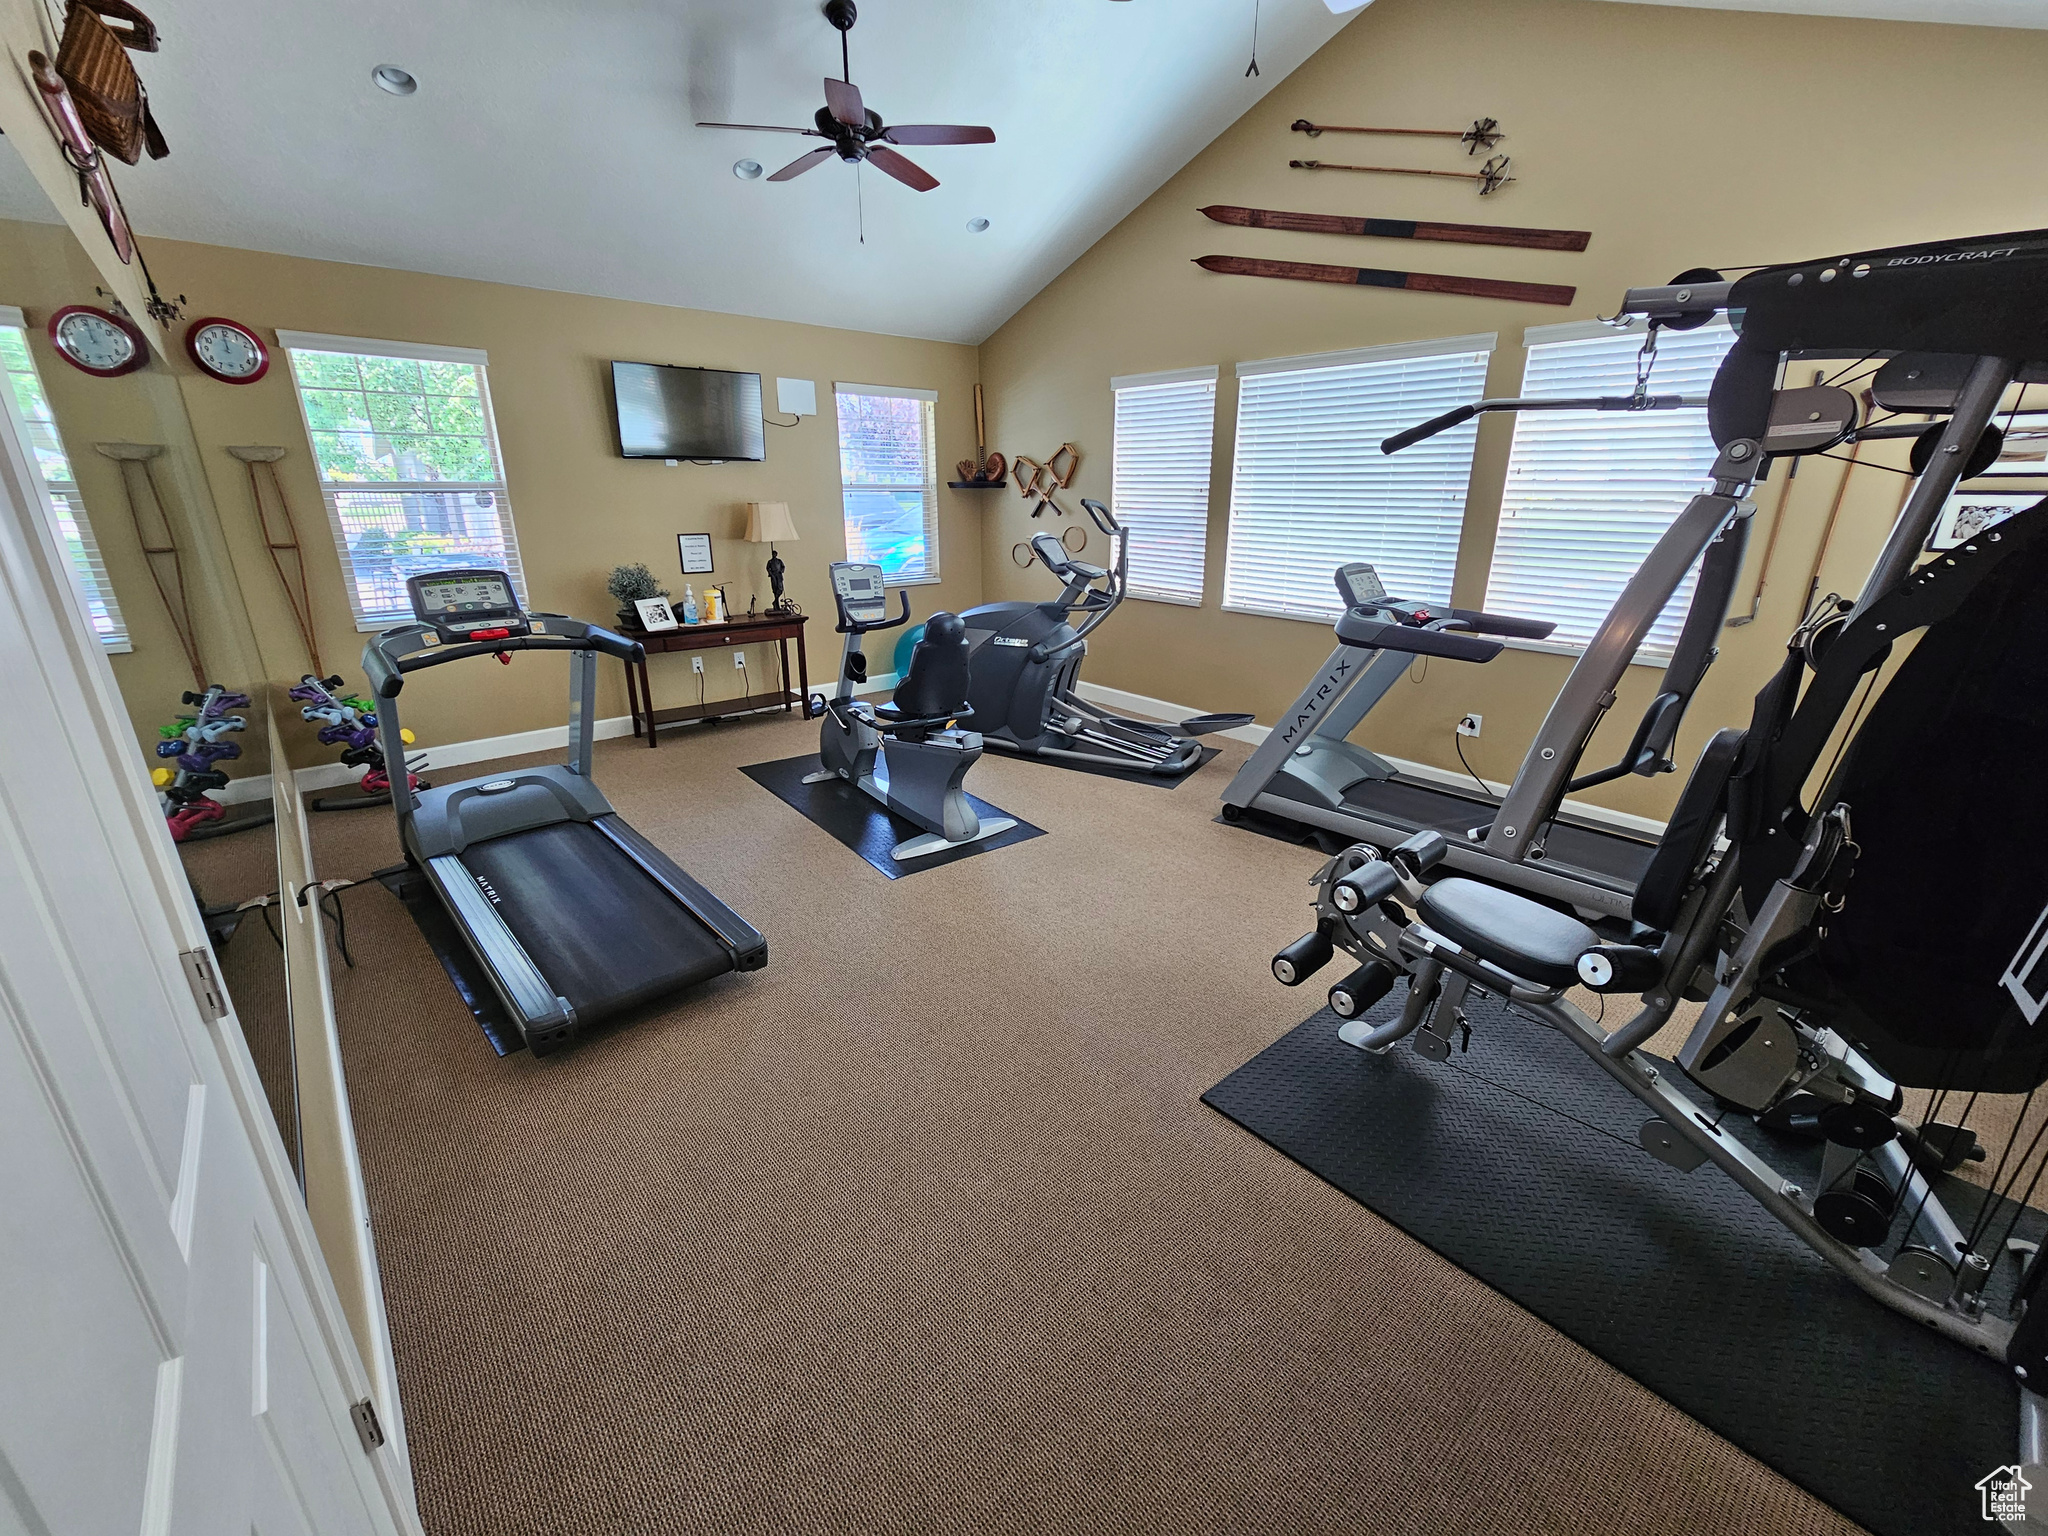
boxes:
[988,741,1220,787]
[1203,995,2035,1536]
[374,863,522,1056]
[742,754,1044,879]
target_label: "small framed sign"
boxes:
[678,533,714,574]
[1931,489,2042,551]
[634,595,680,633]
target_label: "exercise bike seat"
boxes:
[1417,878,1599,989]
[884,610,974,732]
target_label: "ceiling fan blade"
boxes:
[767,147,836,182]
[823,76,866,127]
[865,145,938,192]
[696,121,822,135]
[882,125,995,146]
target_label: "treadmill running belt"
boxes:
[1334,777,1657,887]
[459,821,734,1025]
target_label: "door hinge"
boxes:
[178,948,227,1021]
[350,1397,385,1454]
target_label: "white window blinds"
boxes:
[279,332,527,631]
[0,312,129,650]
[1485,320,1738,655]
[834,383,939,584]
[1111,368,1216,605]
[1223,335,1493,621]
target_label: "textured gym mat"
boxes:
[741,753,1044,878]
[1204,994,2038,1536]
[990,741,1220,787]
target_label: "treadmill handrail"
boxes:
[366,617,642,698]
[1334,612,1503,664]
[1447,607,1556,642]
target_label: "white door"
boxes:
[0,373,418,1533]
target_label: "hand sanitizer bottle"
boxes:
[682,584,698,625]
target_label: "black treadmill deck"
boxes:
[1264,773,1658,889]
[459,820,739,1029]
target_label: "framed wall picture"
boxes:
[678,533,714,574]
[1931,488,2044,551]
[634,595,680,632]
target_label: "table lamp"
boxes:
[745,500,799,613]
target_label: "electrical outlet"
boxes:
[733,651,746,669]
[1458,713,1482,738]
[691,656,704,674]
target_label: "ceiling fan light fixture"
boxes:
[371,64,417,96]
[966,218,990,233]
[734,160,765,180]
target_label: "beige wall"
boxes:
[2,221,985,755]
[976,0,2048,821]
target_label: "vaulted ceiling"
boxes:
[2,0,2038,345]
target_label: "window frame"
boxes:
[1110,365,1217,607]
[0,305,130,652]
[832,381,940,587]
[279,329,528,632]
[1221,332,1496,626]
[1483,317,1739,663]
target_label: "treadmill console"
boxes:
[829,562,889,624]
[407,569,532,643]
[1335,562,1387,610]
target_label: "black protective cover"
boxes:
[1809,511,2048,1091]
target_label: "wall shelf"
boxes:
[947,479,1009,490]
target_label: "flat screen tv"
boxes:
[611,361,765,461]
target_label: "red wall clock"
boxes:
[184,317,270,384]
[48,304,148,378]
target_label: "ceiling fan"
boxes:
[696,0,994,192]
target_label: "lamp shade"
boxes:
[744,500,799,543]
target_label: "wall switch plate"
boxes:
[691,656,704,673]
[1458,714,1482,738]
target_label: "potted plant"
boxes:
[606,563,668,629]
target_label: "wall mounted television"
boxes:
[611,361,766,461]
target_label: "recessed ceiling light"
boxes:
[734,160,764,180]
[966,217,990,233]
[371,65,417,96]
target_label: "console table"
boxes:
[618,611,812,748]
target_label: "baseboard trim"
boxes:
[1073,680,1668,838]
[287,713,639,794]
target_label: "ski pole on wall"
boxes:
[1290,117,1506,154]
[1194,255,1574,307]
[1200,205,1588,252]
[1290,155,1516,196]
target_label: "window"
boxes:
[0,309,128,649]
[1223,334,1494,622]
[1111,367,1216,605]
[279,331,527,630]
[834,383,939,584]
[1485,319,1739,655]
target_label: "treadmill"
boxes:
[1220,563,1661,919]
[364,569,766,1054]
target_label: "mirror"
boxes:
[0,139,301,1176]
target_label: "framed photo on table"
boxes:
[678,533,714,574]
[1930,488,2044,551]
[634,596,680,632]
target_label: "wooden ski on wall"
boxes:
[1199,205,1590,253]
[1194,254,1575,306]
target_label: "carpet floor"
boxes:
[307,709,1865,1536]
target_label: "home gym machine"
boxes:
[806,562,1016,861]
[1267,230,2048,1469]
[364,569,766,1055]
[959,498,1251,776]
[1219,562,1667,918]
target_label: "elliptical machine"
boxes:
[806,562,1016,861]
[959,499,1249,776]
